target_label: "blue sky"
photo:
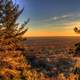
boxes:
[15,0,80,36]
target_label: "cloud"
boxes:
[49,14,73,21]
[61,15,70,18]
[52,16,59,20]
[43,13,80,22]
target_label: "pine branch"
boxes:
[0,0,29,50]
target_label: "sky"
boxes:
[14,0,80,36]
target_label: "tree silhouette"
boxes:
[74,27,80,33]
[72,26,80,56]
[0,0,30,51]
[0,0,30,79]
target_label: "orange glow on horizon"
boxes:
[23,30,80,37]
[23,21,80,37]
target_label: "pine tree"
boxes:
[0,0,30,79]
[68,26,80,56]
[0,0,46,80]
[0,0,30,51]
[73,27,80,56]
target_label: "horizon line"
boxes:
[24,35,80,38]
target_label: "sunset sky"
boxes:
[15,0,80,36]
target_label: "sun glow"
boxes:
[23,20,80,37]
